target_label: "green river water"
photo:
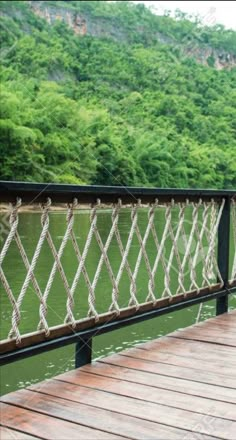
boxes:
[0,209,235,396]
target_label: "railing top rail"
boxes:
[0,181,235,204]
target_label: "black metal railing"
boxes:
[0,181,235,367]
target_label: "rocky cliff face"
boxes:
[183,44,236,70]
[29,1,87,35]
[28,1,236,70]
[28,1,127,40]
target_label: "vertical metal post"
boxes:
[75,336,92,368]
[216,196,230,315]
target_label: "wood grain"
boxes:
[10,381,235,439]
[100,352,236,390]
[1,389,196,440]
[118,346,236,375]
[0,427,39,440]
[1,310,235,440]
[53,369,236,420]
[0,403,125,440]
[137,336,236,362]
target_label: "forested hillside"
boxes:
[0,0,236,188]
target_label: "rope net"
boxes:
[0,197,235,344]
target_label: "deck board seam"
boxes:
[83,366,236,393]
[166,335,236,347]
[3,390,226,439]
[99,358,236,391]
[1,311,235,440]
[117,352,236,375]
[168,335,236,347]
[0,401,131,440]
[69,369,236,402]
[0,422,46,440]
[53,377,236,421]
[136,345,236,359]
[134,347,236,367]
[22,382,236,423]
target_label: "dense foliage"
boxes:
[0,0,236,188]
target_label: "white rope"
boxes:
[0,202,20,340]
[129,199,156,307]
[163,200,186,298]
[1,196,230,343]
[88,199,120,317]
[67,201,98,320]
[206,200,217,279]
[203,198,225,287]
[109,199,137,311]
[8,199,51,341]
[191,202,211,290]
[183,199,202,293]
[151,204,172,299]
[112,202,139,310]
[0,199,21,266]
[37,200,77,332]
[65,204,96,322]
[196,302,203,323]
[196,198,225,327]
[12,213,49,335]
[143,200,159,303]
[176,199,196,295]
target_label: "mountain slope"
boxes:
[0,0,236,188]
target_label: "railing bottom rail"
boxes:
[1,283,235,366]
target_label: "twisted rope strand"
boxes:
[38,200,76,331]
[110,199,137,311]
[9,199,51,340]
[203,198,225,287]
[1,197,230,344]
[87,200,121,317]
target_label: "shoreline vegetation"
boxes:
[0,1,236,189]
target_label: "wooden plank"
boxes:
[129,333,236,361]
[118,346,236,376]
[170,330,236,346]
[195,320,236,331]
[0,403,125,440]
[1,389,199,440]
[184,325,236,339]
[53,369,236,421]
[1,308,235,440]
[179,313,236,334]
[20,380,236,439]
[83,361,236,403]
[171,313,236,338]
[136,333,236,357]
[100,352,236,391]
[191,311,236,326]
[136,339,236,366]
[137,336,236,363]
[0,427,39,440]
[212,311,236,321]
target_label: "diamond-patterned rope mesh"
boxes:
[0,197,235,344]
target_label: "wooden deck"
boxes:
[1,310,236,440]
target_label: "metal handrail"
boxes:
[0,181,235,203]
[0,182,235,367]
